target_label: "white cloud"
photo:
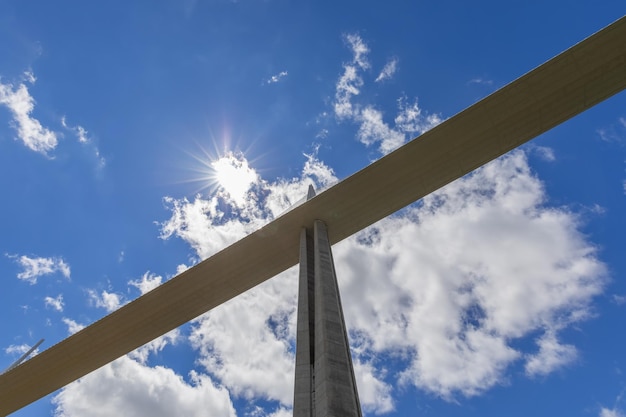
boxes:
[61,116,106,168]
[532,145,556,162]
[160,153,336,260]
[52,356,236,417]
[612,294,626,305]
[334,33,370,119]
[266,71,288,84]
[353,358,394,414]
[358,106,405,155]
[44,294,64,312]
[189,270,297,405]
[598,391,626,417]
[355,99,442,155]
[375,58,398,82]
[160,154,337,407]
[88,289,123,313]
[345,34,370,70]
[211,152,259,207]
[333,37,441,155]
[62,318,86,335]
[394,96,442,136]
[601,408,626,417]
[0,75,58,155]
[5,343,40,357]
[129,329,181,365]
[468,78,494,86]
[129,271,163,295]
[7,254,71,285]
[22,71,36,84]
[161,149,606,408]
[333,150,606,399]
[524,331,578,377]
[334,63,364,119]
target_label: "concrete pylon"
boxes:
[294,188,362,417]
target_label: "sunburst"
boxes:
[210,152,258,206]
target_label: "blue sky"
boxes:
[1,1,625,416]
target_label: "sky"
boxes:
[0,1,625,416]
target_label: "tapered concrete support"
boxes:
[294,219,362,417]
[294,227,315,417]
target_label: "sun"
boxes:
[210,152,258,206]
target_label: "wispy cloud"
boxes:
[597,117,626,144]
[599,390,626,417]
[468,77,494,86]
[334,62,364,119]
[7,254,71,285]
[333,35,441,154]
[600,408,626,417]
[345,34,370,70]
[44,294,65,312]
[265,71,288,85]
[0,74,58,156]
[61,117,106,169]
[375,58,398,82]
[530,145,556,162]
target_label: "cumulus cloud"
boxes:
[44,294,64,312]
[189,270,297,405]
[0,75,58,155]
[159,148,606,408]
[128,271,163,295]
[7,254,71,285]
[88,289,124,313]
[524,331,578,377]
[5,343,40,357]
[62,318,86,335]
[353,359,394,414]
[52,356,235,417]
[333,150,606,399]
[129,329,181,365]
[357,106,406,154]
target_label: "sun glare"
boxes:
[211,153,258,206]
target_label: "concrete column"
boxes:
[293,220,362,417]
[312,220,362,417]
[293,228,315,417]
